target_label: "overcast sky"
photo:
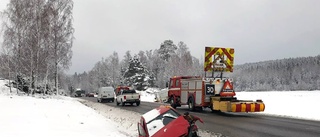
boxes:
[1,0,319,74]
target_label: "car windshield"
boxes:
[146,109,180,136]
[75,90,85,94]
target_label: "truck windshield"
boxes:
[123,90,136,94]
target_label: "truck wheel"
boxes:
[170,97,176,109]
[121,100,125,106]
[136,102,140,106]
[188,97,195,111]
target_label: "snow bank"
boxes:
[137,88,168,103]
[0,79,22,95]
[236,91,320,121]
[77,99,139,136]
[0,94,128,137]
[137,90,156,102]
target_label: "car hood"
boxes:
[151,116,189,137]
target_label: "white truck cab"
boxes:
[116,89,140,106]
[97,86,115,103]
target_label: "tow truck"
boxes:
[167,47,265,112]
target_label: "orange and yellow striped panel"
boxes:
[231,103,265,112]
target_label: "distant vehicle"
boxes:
[86,92,95,97]
[137,105,203,137]
[97,87,115,103]
[74,89,85,97]
[116,89,140,106]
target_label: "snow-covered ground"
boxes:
[0,81,132,137]
[1,79,319,137]
[140,88,320,121]
[0,95,134,137]
[236,91,320,121]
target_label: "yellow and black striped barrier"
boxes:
[211,99,265,112]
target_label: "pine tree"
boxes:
[158,40,177,61]
[123,55,151,90]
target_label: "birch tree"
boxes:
[1,0,74,95]
[47,0,74,94]
[2,0,30,93]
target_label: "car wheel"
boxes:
[116,100,120,106]
[97,98,100,102]
[136,102,140,106]
[121,100,125,106]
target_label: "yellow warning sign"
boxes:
[204,47,234,72]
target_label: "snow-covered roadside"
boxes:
[78,98,221,137]
[0,80,129,137]
[76,99,139,136]
[0,94,130,137]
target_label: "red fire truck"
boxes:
[167,47,265,112]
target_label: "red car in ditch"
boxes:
[137,105,203,137]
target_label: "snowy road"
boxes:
[82,97,320,137]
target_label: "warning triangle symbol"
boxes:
[223,80,233,90]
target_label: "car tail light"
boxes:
[124,96,126,100]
